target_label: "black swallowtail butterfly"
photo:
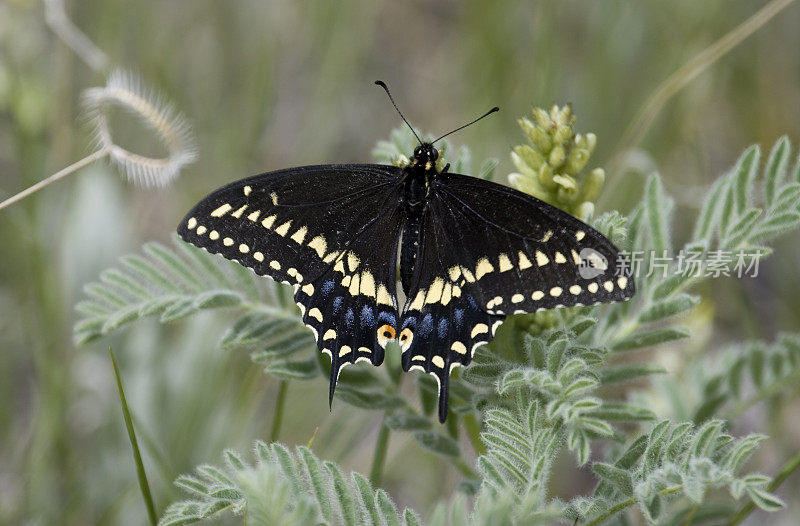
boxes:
[178,81,634,422]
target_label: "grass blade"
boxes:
[110,347,157,526]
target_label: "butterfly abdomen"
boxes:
[399,171,428,295]
[400,213,422,295]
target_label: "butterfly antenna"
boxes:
[375,80,422,145]
[433,106,500,144]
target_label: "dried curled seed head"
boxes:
[82,70,197,187]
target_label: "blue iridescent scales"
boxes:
[178,161,634,422]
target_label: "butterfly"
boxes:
[178,81,635,422]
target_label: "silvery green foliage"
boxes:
[372,126,499,180]
[74,240,271,346]
[655,332,800,424]
[76,136,800,525]
[470,406,784,525]
[159,442,421,526]
[591,136,800,354]
[73,239,473,470]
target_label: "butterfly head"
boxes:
[411,143,439,172]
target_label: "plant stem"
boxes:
[269,380,288,442]
[584,485,682,526]
[604,0,798,195]
[0,149,108,212]
[44,0,109,71]
[726,448,800,525]
[369,416,391,486]
[368,342,405,486]
[681,503,699,526]
[109,348,157,526]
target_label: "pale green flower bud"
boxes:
[548,145,566,169]
[508,104,605,221]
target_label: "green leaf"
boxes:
[162,443,410,525]
[639,294,699,323]
[733,145,760,215]
[612,327,690,351]
[298,447,331,521]
[772,182,800,213]
[74,237,284,346]
[615,435,649,468]
[403,508,422,526]
[121,253,183,294]
[652,272,694,301]
[524,334,547,369]
[567,427,591,465]
[376,490,400,526]
[724,207,761,248]
[745,486,786,511]
[569,316,597,336]
[599,363,666,385]
[159,298,197,323]
[593,462,633,496]
[335,386,405,410]
[693,176,728,242]
[576,417,613,437]
[224,450,247,471]
[749,344,766,388]
[557,358,588,384]
[590,402,655,422]
[263,357,319,380]
[690,420,723,458]
[742,474,771,486]
[547,338,569,376]
[692,394,728,424]
[220,314,299,350]
[563,377,599,399]
[384,413,432,431]
[643,173,672,253]
[324,462,357,525]
[174,475,209,496]
[764,135,791,206]
[101,304,145,334]
[753,211,800,241]
[144,242,205,293]
[478,158,499,180]
[414,431,461,458]
[193,290,242,309]
[353,473,381,525]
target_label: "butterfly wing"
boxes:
[400,173,634,422]
[178,164,406,402]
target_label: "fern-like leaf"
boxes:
[160,442,419,526]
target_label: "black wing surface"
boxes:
[400,173,634,422]
[178,164,406,401]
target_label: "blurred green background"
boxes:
[1,0,799,524]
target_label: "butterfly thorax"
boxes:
[403,143,440,207]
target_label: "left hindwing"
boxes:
[399,173,634,422]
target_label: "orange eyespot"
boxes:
[398,327,414,351]
[377,324,396,349]
[378,324,395,340]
